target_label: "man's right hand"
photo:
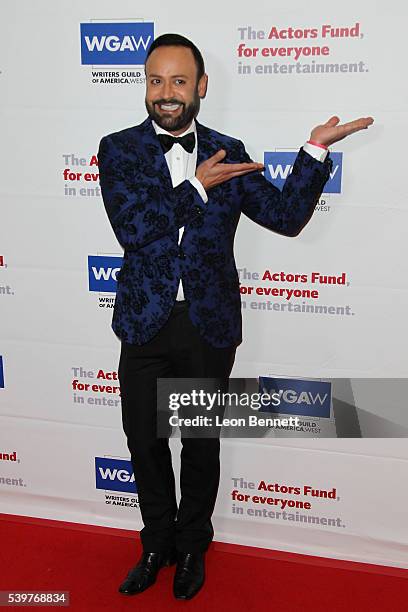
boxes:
[196,149,264,191]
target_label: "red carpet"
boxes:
[0,514,407,611]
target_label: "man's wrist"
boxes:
[303,141,329,163]
[307,139,328,150]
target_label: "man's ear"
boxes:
[198,73,208,99]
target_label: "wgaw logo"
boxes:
[88,255,123,293]
[264,152,343,194]
[80,22,154,65]
[258,377,332,418]
[95,457,137,494]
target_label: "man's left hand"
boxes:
[310,115,374,147]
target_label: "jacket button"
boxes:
[178,249,186,260]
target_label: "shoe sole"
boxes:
[119,555,177,595]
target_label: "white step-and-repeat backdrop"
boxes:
[1,0,407,568]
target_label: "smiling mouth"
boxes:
[156,102,182,112]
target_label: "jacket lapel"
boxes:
[139,116,219,185]
[196,120,219,166]
[139,117,173,189]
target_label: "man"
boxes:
[98,33,373,600]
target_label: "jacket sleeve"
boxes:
[238,141,333,237]
[98,134,207,251]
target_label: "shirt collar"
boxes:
[152,118,197,139]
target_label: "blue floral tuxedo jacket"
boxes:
[98,117,332,348]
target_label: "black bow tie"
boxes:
[158,132,196,154]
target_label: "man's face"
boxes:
[145,45,207,135]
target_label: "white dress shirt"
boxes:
[152,119,206,300]
[152,119,328,300]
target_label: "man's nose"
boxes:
[161,81,174,100]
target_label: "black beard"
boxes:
[145,91,201,133]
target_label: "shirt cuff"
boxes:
[189,176,208,203]
[302,141,329,163]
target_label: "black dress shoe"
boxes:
[173,552,205,600]
[119,549,177,595]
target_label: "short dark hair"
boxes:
[145,33,205,80]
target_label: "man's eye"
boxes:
[151,79,160,85]
[175,79,185,85]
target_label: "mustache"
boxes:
[153,99,185,106]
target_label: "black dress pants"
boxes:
[118,301,236,553]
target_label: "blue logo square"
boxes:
[264,151,343,194]
[80,22,154,65]
[88,255,123,293]
[95,457,137,493]
[258,377,332,418]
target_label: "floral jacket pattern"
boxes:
[98,117,332,348]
